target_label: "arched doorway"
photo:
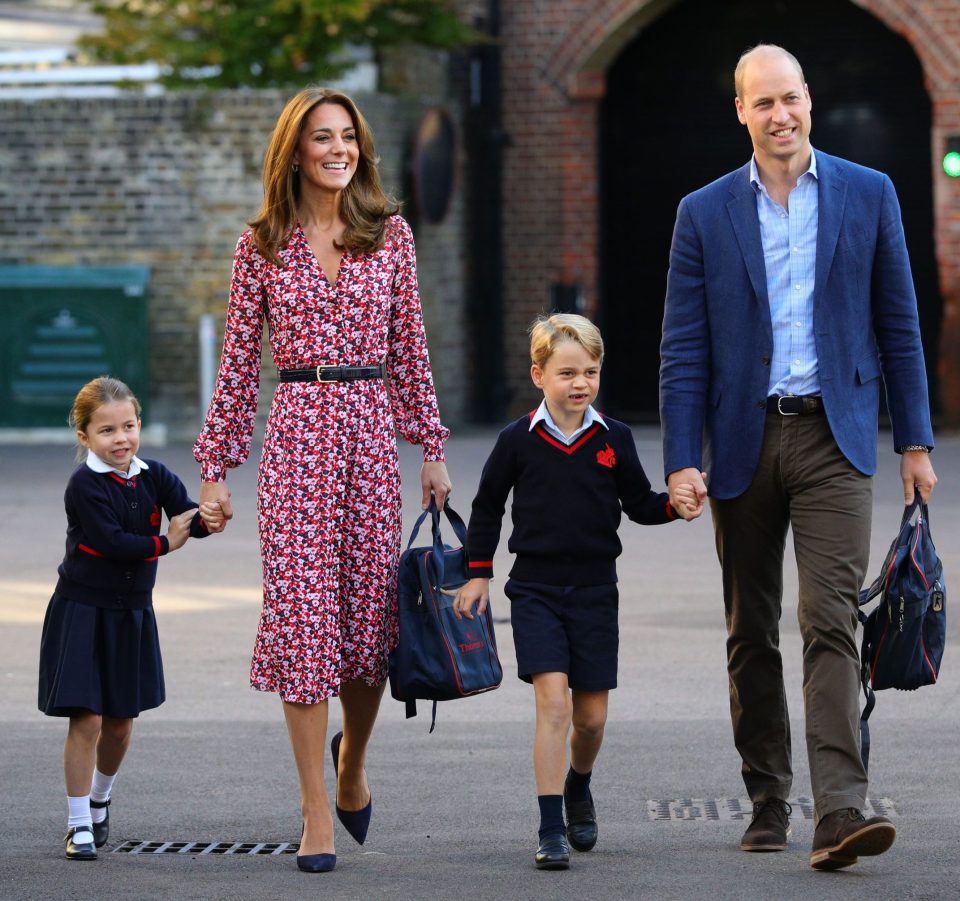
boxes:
[599,0,941,421]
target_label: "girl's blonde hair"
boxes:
[249,87,400,265]
[529,314,604,369]
[69,376,141,459]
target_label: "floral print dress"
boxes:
[194,216,448,703]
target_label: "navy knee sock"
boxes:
[565,766,592,803]
[537,795,565,840]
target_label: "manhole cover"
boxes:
[112,841,298,855]
[646,797,896,821]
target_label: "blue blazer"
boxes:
[659,149,933,500]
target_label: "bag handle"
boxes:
[404,498,467,590]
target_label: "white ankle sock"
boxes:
[67,795,91,829]
[90,769,116,822]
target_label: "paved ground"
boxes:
[1,427,958,900]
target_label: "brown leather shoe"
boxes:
[810,808,896,871]
[740,799,792,851]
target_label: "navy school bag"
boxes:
[389,500,503,732]
[858,496,945,769]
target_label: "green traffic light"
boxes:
[944,151,960,178]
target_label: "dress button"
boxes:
[757,400,765,409]
[762,357,770,365]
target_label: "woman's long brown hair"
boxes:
[249,87,399,265]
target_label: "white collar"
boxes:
[86,452,149,479]
[529,400,607,440]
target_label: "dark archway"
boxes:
[599,0,941,421]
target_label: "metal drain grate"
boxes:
[113,841,298,855]
[647,797,896,821]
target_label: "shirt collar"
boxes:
[85,452,149,479]
[529,400,607,433]
[750,147,818,192]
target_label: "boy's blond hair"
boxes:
[529,314,604,369]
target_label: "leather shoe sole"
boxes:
[810,821,896,871]
[740,826,791,852]
[535,833,570,870]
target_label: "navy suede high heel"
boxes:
[296,824,336,873]
[330,730,372,845]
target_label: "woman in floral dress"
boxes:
[194,87,451,872]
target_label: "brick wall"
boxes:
[481,0,960,422]
[0,90,469,436]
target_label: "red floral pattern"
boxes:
[195,216,448,703]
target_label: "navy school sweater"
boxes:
[56,460,209,609]
[465,413,677,586]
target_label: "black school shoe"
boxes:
[65,825,97,860]
[535,832,570,870]
[564,786,598,852]
[90,798,110,848]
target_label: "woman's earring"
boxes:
[292,162,299,173]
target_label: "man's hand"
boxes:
[900,451,937,505]
[668,467,708,517]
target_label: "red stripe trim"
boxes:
[79,543,105,558]
[533,422,602,454]
[665,501,677,520]
[152,536,162,557]
[108,472,137,486]
[469,560,493,568]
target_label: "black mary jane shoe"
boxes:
[535,832,570,870]
[65,825,97,861]
[564,789,598,852]
[90,798,110,848]
[330,731,372,845]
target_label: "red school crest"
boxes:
[596,444,616,468]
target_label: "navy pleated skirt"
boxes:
[38,591,165,718]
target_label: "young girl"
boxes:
[38,377,211,860]
[454,314,702,870]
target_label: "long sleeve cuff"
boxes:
[421,434,447,462]
[199,460,227,482]
[467,559,494,579]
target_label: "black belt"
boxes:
[767,394,823,416]
[279,364,385,383]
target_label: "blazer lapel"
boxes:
[813,152,847,314]
[726,163,769,308]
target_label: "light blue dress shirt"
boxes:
[750,151,821,397]
[529,400,607,445]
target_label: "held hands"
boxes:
[199,480,233,533]
[421,460,452,511]
[900,450,937,505]
[668,468,709,521]
[453,578,490,620]
[166,508,198,552]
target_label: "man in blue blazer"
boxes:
[659,44,937,871]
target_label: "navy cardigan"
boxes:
[55,460,208,609]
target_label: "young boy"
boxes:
[454,314,701,870]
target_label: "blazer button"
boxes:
[761,357,770,365]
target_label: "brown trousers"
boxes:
[709,411,873,822]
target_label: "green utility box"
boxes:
[0,266,150,428]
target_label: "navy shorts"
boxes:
[504,578,618,691]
